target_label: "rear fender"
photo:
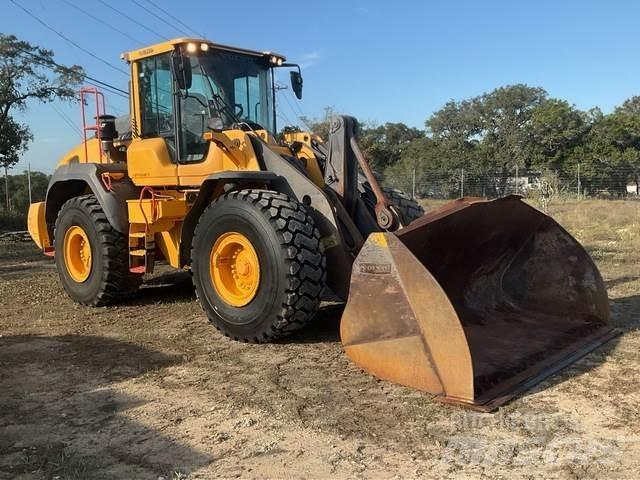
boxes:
[45,164,139,240]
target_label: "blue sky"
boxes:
[3,0,640,173]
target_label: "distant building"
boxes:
[507,175,534,192]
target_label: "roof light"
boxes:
[186,42,197,53]
[200,43,209,52]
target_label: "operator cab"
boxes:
[123,38,302,165]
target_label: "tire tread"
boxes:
[192,189,326,342]
[54,194,141,306]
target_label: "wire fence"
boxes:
[387,166,640,201]
[3,163,640,226]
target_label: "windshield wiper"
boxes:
[198,63,241,128]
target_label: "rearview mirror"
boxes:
[207,117,224,132]
[290,71,303,99]
[172,52,192,91]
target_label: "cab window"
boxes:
[138,54,176,160]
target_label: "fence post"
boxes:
[460,168,464,198]
[4,166,8,211]
[27,163,32,206]
[577,163,581,200]
[411,166,416,200]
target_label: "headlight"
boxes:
[269,55,284,66]
[186,43,197,53]
[200,43,209,52]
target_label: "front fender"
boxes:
[45,163,139,237]
[179,170,281,267]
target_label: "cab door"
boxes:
[127,53,179,186]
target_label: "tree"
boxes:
[4,170,49,213]
[426,97,483,165]
[476,85,547,193]
[0,34,84,131]
[1,116,32,209]
[0,34,83,209]
[359,122,423,170]
[526,99,591,172]
[384,137,454,197]
[578,107,640,196]
[615,96,640,116]
[299,106,335,140]
[425,85,548,196]
[298,107,424,171]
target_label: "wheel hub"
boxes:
[210,232,260,307]
[63,225,92,283]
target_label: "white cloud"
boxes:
[299,51,321,69]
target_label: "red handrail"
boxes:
[79,87,106,163]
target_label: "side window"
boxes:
[138,54,176,159]
[179,63,212,163]
[233,75,261,123]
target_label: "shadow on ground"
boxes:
[121,269,345,343]
[99,267,640,412]
[0,335,212,479]
[124,270,197,306]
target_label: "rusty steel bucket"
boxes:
[341,196,617,411]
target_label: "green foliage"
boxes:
[0,34,83,171]
[0,116,32,170]
[0,34,84,126]
[526,99,591,171]
[358,122,423,170]
[388,86,640,197]
[297,108,423,170]
[0,170,49,215]
[293,86,640,198]
[576,107,640,195]
[299,106,335,141]
[0,211,26,232]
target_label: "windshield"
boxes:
[185,50,273,134]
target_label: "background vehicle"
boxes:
[27,38,615,411]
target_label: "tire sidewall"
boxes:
[193,197,287,339]
[55,200,105,304]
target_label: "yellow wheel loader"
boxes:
[28,38,616,411]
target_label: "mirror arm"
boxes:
[281,63,302,76]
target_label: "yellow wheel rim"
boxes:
[63,225,92,283]
[210,232,261,307]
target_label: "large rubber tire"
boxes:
[54,194,142,306]
[361,182,425,226]
[382,187,425,225]
[191,189,326,342]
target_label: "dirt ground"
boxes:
[1,199,639,479]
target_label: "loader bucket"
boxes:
[341,196,617,411]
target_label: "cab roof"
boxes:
[121,37,286,63]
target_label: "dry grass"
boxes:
[549,200,640,297]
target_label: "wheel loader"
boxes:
[28,38,616,411]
